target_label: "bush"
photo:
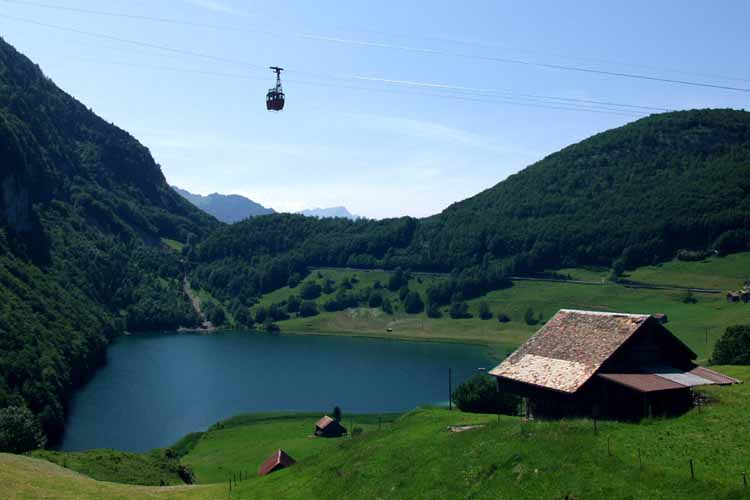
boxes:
[0,406,46,453]
[452,375,520,415]
[300,281,322,300]
[449,301,471,319]
[524,307,539,325]
[299,301,319,317]
[497,312,510,323]
[427,302,442,318]
[478,301,492,320]
[286,295,301,313]
[681,291,698,304]
[368,291,383,308]
[711,325,750,365]
[404,291,424,314]
[381,297,393,314]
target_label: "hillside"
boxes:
[6,366,750,499]
[173,186,274,223]
[190,109,750,312]
[0,37,216,442]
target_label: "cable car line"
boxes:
[53,56,649,118]
[3,0,750,91]
[0,14,683,116]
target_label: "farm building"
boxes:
[490,310,739,420]
[257,449,296,476]
[742,291,750,303]
[314,415,347,437]
[727,292,740,303]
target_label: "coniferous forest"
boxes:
[1,35,750,444]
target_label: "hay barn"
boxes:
[314,415,347,437]
[258,449,296,476]
[490,310,739,420]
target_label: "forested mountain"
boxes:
[173,186,274,223]
[298,206,361,220]
[0,37,216,442]
[190,109,750,308]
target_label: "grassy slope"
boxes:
[181,412,399,484]
[8,367,749,499]
[28,449,185,486]
[233,254,750,361]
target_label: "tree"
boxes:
[234,307,255,329]
[381,297,394,314]
[0,406,46,453]
[497,312,510,323]
[368,291,383,308]
[299,301,319,317]
[711,325,750,365]
[286,295,301,313]
[524,307,538,325]
[254,306,267,324]
[404,291,424,314]
[682,291,698,304]
[388,268,408,291]
[263,319,280,332]
[287,273,301,288]
[332,406,342,421]
[478,301,492,320]
[300,281,322,300]
[427,302,442,318]
[322,278,335,294]
[452,375,519,415]
[398,285,410,302]
[449,301,471,319]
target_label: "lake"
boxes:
[58,332,494,452]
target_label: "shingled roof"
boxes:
[258,449,296,476]
[490,310,663,393]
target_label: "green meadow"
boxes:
[239,253,750,361]
[5,366,750,499]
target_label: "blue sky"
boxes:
[1,0,748,218]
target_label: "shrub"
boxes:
[299,301,319,317]
[497,312,510,323]
[300,281,322,300]
[524,307,538,325]
[368,291,383,308]
[681,291,698,304]
[478,301,492,320]
[404,291,424,314]
[449,301,471,319]
[427,302,442,318]
[381,297,393,314]
[711,325,750,365]
[452,375,520,415]
[0,406,46,453]
[286,295,301,313]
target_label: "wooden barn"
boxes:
[490,310,739,420]
[314,415,347,437]
[258,449,296,476]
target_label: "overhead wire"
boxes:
[2,0,750,92]
[0,13,673,116]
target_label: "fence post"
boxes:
[448,368,453,411]
[607,436,611,456]
[743,472,747,488]
[638,448,642,470]
[689,459,695,480]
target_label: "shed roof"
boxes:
[315,416,335,429]
[490,310,655,393]
[258,449,296,476]
[598,365,740,393]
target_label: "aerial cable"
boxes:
[0,14,669,115]
[2,0,750,92]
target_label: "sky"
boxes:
[0,0,748,219]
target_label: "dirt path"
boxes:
[182,277,214,330]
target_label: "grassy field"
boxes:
[232,254,750,361]
[180,412,399,484]
[8,366,750,499]
[29,448,185,486]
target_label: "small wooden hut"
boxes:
[490,309,739,420]
[258,449,296,476]
[314,415,347,437]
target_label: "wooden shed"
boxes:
[490,309,739,420]
[258,449,296,476]
[314,415,347,437]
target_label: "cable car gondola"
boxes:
[266,66,285,111]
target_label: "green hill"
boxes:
[0,37,217,441]
[6,366,749,499]
[189,109,750,310]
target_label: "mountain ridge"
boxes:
[172,186,274,223]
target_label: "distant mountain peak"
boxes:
[172,186,274,223]
[298,206,362,220]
